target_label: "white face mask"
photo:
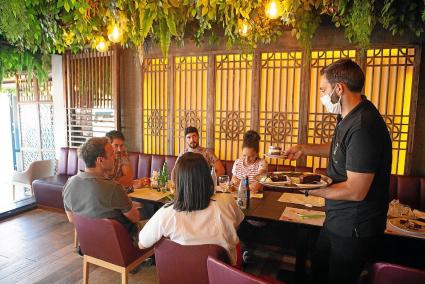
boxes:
[320,86,342,114]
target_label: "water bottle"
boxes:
[211,166,217,193]
[245,176,250,209]
[237,176,249,210]
[162,161,168,181]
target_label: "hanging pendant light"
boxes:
[265,0,283,20]
[108,25,122,43]
[96,37,110,52]
[238,20,250,37]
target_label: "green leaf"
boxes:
[166,15,177,36]
[64,1,70,12]
[159,19,171,56]
[140,8,156,39]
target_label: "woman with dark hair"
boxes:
[231,130,268,192]
[138,152,244,265]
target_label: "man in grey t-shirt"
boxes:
[63,137,140,237]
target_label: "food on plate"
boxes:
[269,173,288,182]
[399,219,423,231]
[299,174,322,184]
[268,146,282,156]
[260,176,273,183]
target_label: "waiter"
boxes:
[284,59,392,284]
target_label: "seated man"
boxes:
[178,126,225,176]
[105,130,133,192]
[63,137,141,242]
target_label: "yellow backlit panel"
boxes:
[307,50,357,170]
[174,56,208,155]
[215,54,252,161]
[259,51,302,166]
[365,48,415,174]
[142,58,168,155]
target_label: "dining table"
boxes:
[129,187,425,284]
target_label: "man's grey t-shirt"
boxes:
[63,171,133,231]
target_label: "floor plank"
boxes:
[0,209,158,284]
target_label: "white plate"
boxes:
[388,218,425,236]
[256,172,332,190]
[264,153,287,159]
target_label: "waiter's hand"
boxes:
[283,144,304,160]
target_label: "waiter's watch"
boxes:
[304,190,309,197]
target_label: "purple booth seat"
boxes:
[33,148,425,212]
[370,262,425,284]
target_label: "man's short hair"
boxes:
[106,130,125,142]
[184,126,199,136]
[320,59,365,92]
[79,137,109,168]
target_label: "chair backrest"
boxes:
[154,239,230,284]
[29,159,56,182]
[371,262,425,284]
[208,256,275,284]
[72,214,144,267]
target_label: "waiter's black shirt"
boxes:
[326,96,392,238]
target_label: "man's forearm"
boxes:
[309,182,364,201]
[300,143,331,157]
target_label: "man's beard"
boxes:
[189,142,198,149]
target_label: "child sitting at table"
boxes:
[231,130,268,193]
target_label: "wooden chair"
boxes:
[72,214,153,284]
[154,238,230,284]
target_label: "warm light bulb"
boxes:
[238,21,250,37]
[96,39,109,52]
[108,25,122,43]
[266,0,282,20]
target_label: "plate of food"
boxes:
[388,218,425,236]
[256,171,332,189]
[264,146,287,159]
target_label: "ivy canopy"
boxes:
[0,0,424,82]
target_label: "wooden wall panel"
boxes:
[259,51,303,167]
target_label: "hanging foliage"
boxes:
[0,46,48,85]
[0,0,424,61]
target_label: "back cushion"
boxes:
[276,164,295,172]
[138,154,152,178]
[127,152,139,179]
[295,166,313,173]
[78,158,86,172]
[397,176,420,209]
[420,178,425,210]
[67,148,79,176]
[388,175,398,202]
[151,156,166,174]
[58,147,69,174]
[165,156,177,176]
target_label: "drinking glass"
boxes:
[218,175,230,193]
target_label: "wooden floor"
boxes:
[0,209,158,284]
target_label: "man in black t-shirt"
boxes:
[284,59,392,284]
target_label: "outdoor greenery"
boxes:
[0,0,424,82]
